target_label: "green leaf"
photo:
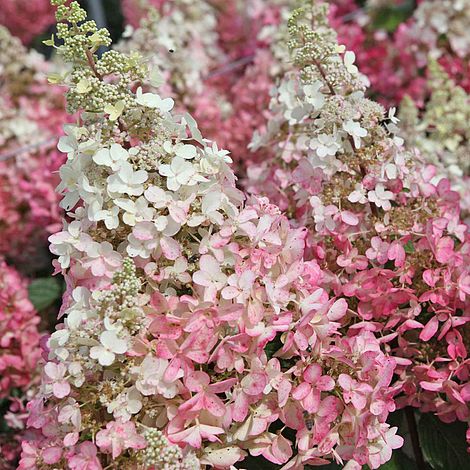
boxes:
[28,277,63,311]
[404,240,415,254]
[42,34,55,47]
[264,333,283,360]
[378,449,415,470]
[418,413,470,470]
[370,0,415,32]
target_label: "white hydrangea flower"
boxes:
[383,163,398,180]
[48,329,70,361]
[115,196,155,226]
[181,112,204,144]
[310,133,341,158]
[200,142,232,175]
[93,143,129,171]
[193,254,228,301]
[78,174,102,205]
[94,205,120,230]
[222,270,257,302]
[68,362,85,388]
[163,141,198,160]
[82,241,122,277]
[127,221,159,258]
[202,190,223,218]
[107,386,142,421]
[388,107,399,124]
[343,50,358,75]
[164,257,191,284]
[303,81,325,109]
[136,87,174,113]
[348,183,368,204]
[89,330,128,366]
[57,155,91,210]
[368,183,395,211]
[57,124,80,159]
[134,355,181,398]
[49,221,83,268]
[310,196,337,232]
[201,189,238,225]
[64,287,94,330]
[343,120,368,148]
[158,156,206,191]
[107,161,148,196]
[144,185,170,208]
[278,79,297,109]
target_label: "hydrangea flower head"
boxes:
[22,1,403,468]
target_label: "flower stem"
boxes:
[405,407,427,470]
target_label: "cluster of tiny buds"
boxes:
[67,67,133,115]
[96,258,141,311]
[54,1,87,24]
[139,428,188,469]
[53,0,111,63]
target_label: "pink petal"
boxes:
[241,373,267,396]
[53,381,71,399]
[233,392,249,422]
[186,371,209,391]
[420,381,442,392]
[271,434,293,464]
[160,237,181,260]
[338,373,353,390]
[341,211,359,226]
[328,299,348,320]
[304,364,321,383]
[317,376,335,391]
[419,316,439,341]
[43,447,62,464]
[292,382,310,401]
[204,393,226,416]
[435,237,454,264]
[303,389,320,413]
[277,380,292,407]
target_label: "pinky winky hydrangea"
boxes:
[0,25,66,264]
[22,1,404,469]
[0,260,42,468]
[0,0,55,44]
[248,0,470,451]
[399,59,470,218]
[119,0,222,100]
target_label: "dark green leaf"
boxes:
[264,333,283,360]
[376,449,416,470]
[418,413,470,470]
[404,240,415,254]
[370,0,415,32]
[28,277,63,311]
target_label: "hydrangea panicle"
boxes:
[22,1,403,468]
[0,260,42,468]
[247,0,470,452]
[0,26,67,266]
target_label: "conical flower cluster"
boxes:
[248,0,470,452]
[21,1,404,469]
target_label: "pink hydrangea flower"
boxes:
[69,441,102,470]
[96,421,146,459]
